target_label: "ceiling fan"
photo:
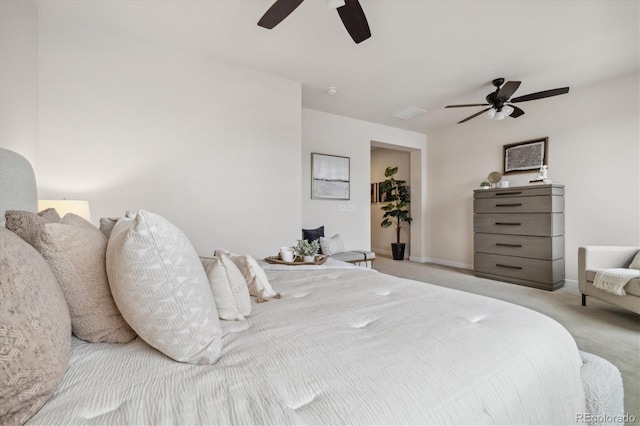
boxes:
[257,0,371,44]
[445,78,570,124]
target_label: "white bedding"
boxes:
[28,268,585,425]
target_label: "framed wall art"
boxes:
[503,137,548,175]
[311,153,350,200]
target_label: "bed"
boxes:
[0,148,620,425]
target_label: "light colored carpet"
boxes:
[373,255,639,421]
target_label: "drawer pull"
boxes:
[496,191,522,196]
[496,264,523,270]
[495,243,522,248]
[495,203,522,207]
[495,222,521,226]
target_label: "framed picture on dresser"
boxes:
[503,137,548,174]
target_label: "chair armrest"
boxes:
[578,246,640,292]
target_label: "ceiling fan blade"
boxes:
[510,87,570,103]
[258,0,304,29]
[337,0,371,44]
[496,81,521,101]
[458,108,491,124]
[445,103,490,108]
[508,105,525,118]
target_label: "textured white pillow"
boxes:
[106,210,222,364]
[629,251,640,270]
[319,234,345,255]
[201,255,250,320]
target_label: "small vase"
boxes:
[303,255,315,263]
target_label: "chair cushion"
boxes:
[331,250,376,263]
[586,269,640,297]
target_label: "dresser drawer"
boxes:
[474,213,564,236]
[474,195,564,214]
[474,233,564,260]
[474,185,564,199]
[474,253,565,285]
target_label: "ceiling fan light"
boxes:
[485,108,496,119]
[495,110,506,121]
[502,105,514,116]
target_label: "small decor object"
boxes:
[503,137,548,174]
[529,165,553,184]
[380,166,412,260]
[279,247,295,263]
[480,181,491,189]
[311,153,350,200]
[293,238,320,262]
[487,171,502,187]
[370,182,378,203]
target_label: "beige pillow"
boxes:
[35,213,136,343]
[106,210,222,365]
[201,256,247,321]
[4,208,60,247]
[629,251,640,270]
[0,227,71,425]
[218,251,280,303]
[319,234,345,255]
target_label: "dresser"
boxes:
[473,184,565,290]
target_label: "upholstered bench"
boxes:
[302,227,375,268]
[331,250,375,268]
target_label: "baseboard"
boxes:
[421,257,473,271]
[409,255,430,263]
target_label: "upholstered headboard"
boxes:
[0,148,38,218]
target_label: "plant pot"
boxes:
[391,243,406,260]
[303,255,315,263]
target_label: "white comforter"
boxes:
[28,268,585,425]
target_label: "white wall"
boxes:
[426,72,640,281]
[0,0,39,169]
[302,108,426,256]
[36,11,302,257]
[371,148,411,256]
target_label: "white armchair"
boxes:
[578,246,640,314]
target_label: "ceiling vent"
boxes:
[390,106,426,120]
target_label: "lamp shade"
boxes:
[38,199,91,222]
[485,108,496,119]
[494,110,506,121]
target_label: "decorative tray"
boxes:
[264,254,329,266]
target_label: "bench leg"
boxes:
[581,294,586,306]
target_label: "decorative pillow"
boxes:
[629,251,640,270]
[106,210,222,364]
[302,226,325,253]
[319,234,345,255]
[218,250,280,303]
[38,208,61,223]
[35,213,136,343]
[5,208,61,247]
[201,255,250,320]
[0,227,71,425]
[99,217,118,238]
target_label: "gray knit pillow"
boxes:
[35,213,136,343]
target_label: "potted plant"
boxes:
[380,166,412,260]
[293,239,320,263]
[480,181,491,189]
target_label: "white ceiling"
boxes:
[35,0,639,134]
